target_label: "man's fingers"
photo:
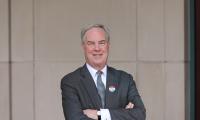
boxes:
[83,109,98,119]
[126,103,133,109]
[125,102,134,109]
[130,103,134,108]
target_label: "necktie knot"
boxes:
[97,70,103,76]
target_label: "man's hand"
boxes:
[125,102,134,109]
[83,109,98,120]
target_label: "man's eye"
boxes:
[87,41,94,45]
[99,41,106,45]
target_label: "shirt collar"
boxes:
[86,63,107,77]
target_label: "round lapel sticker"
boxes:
[109,86,116,92]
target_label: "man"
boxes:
[61,24,146,120]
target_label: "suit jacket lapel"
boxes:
[80,65,102,108]
[105,66,119,108]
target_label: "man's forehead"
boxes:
[86,27,105,35]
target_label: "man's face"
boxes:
[82,27,110,70]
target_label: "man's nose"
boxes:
[94,43,100,50]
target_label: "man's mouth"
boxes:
[93,54,103,57]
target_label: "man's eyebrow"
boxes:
[86,40,94,43]
[99,40,106,42]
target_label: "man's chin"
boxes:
[95,63,106,67]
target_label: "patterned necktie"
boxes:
[96,71,106,108]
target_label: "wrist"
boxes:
[97,110,101,116]
[97,110,101,120]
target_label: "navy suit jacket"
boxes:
[61,65,146,120]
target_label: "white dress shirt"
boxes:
[86,63,111,120]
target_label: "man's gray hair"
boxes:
[81,24,110,44]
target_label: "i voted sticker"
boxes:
[109,86,116,92]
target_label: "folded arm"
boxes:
[109,75,146,120]
[61,79,93,120]
[83,102,134,120]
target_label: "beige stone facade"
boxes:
[0,0,185,120]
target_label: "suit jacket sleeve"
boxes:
[109,74,146,120]
[61,76,93,120]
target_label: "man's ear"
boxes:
[81,42,85,50]
[107,41,110,48]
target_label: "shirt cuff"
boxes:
[100,109,111,120]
